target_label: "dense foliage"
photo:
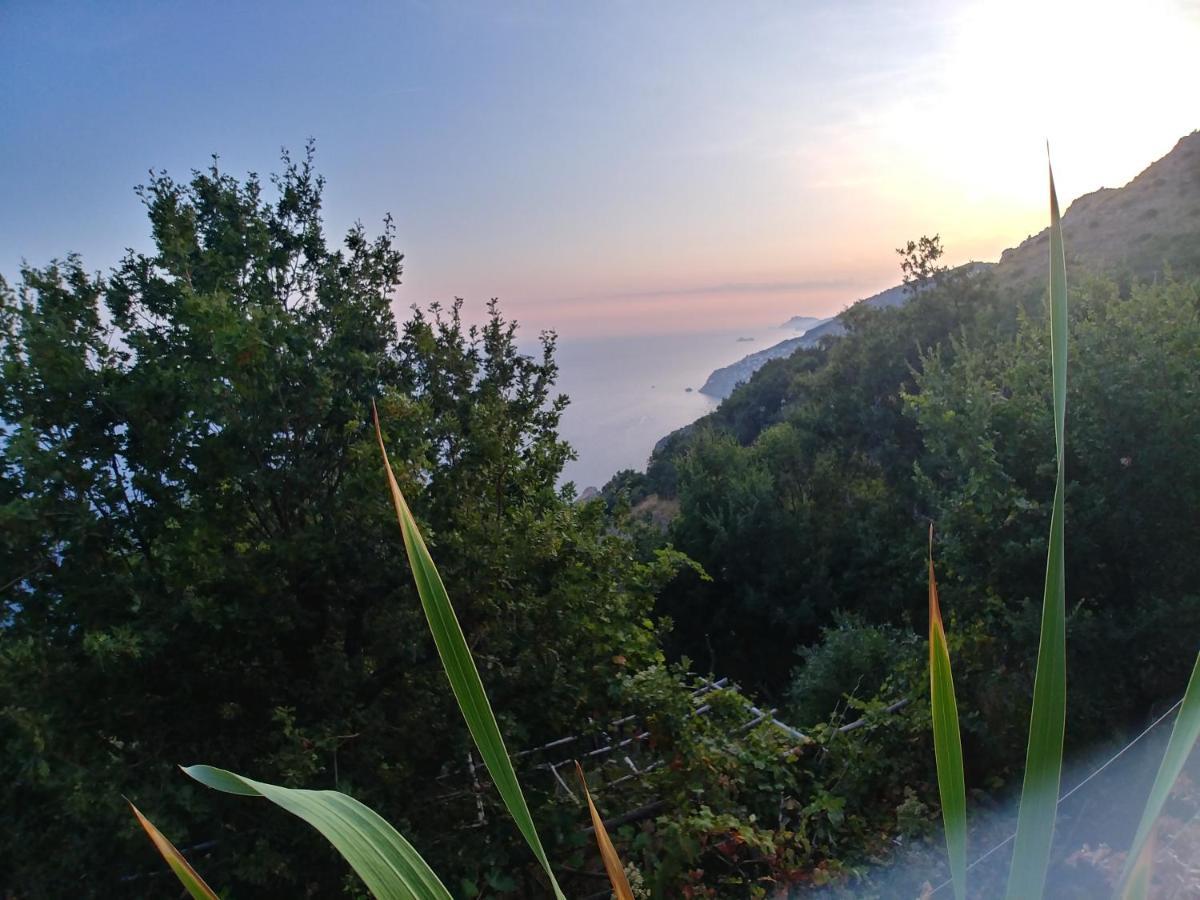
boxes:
[3,144,1198,898]
[0,151,685,896]
[645,265,1016,689]
[619,251,1200,833]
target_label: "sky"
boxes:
[2,0,1198,337]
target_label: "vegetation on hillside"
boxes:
[3,141,1199,897]
[625,252,1200,744]
[605,152,1200,893]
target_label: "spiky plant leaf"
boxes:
[1006,156,1069,900]
[1118,827,1156,900]
[928,527,967,900]
[128,800,221,900]
[372,402,567,899]
[576,762,635,900]
[1117,652,1200,896]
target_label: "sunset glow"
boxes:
[2,1,1197,336]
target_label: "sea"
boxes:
[546,324,796,490]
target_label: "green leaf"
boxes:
[1117,652,1200,895]
[1006,155,1070,900]
[128,800,221,900]
[372,403,567,900]
[928,528,966,900]
[1117,829,1155,900]
[182,765,452,900]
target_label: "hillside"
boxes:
[624,130,1200,736]
[629,130,1200,896]
[694,131,1200,403]
[699,281,924,399]
[995,130,1200,287]
[699,316,830,397]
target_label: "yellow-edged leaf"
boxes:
[928,526,967,900]
[128,800,220,900]
[576,761,635,900]
[1118,824,1156,900]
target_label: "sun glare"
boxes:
[839,0,1200,265]
[941,0,1200,201]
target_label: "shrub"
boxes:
[786,615,919,727]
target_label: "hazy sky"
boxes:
[3,0,1198,337]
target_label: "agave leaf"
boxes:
[576,762,635,900]
[1006,156,1069,900]
[372,402,567,900]
[128,800,221,900]
[1117,652,1200,895]
[928,527,967,900]
[182,765,452,900]
[1118,825,1156,900]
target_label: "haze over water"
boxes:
[552,323,794,489]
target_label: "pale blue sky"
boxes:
[3,0,1197,335]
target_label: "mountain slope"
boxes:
[696,131,1200,402]
[699,317,830,397]
[699,281,927,399]
[995,130,1200,288]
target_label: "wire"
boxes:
[928,697,1185,896]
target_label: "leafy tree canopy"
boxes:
[0,147,683,896]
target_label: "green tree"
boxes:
[907,274,1200,744]
[656,259,1009,692]
[0,148,679,896]
[897,234,947,295]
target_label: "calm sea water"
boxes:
[546,325,794,489]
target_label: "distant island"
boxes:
[778,314,824,331]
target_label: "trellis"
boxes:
[435,675,908,830]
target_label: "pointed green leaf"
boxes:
[128,800,221,900]
[182,765,452,900]
[1006,155,1070,900]
[372,403,567,900]
[928,528,967,900]
[1117,652,1200,895]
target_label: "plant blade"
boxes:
[576,762,636,900]
[182,765,452,900]
[1118,826,1156,900]
[1117,652,1200,894]
[928,527,967,900]
[372,402,567,899]
[1006,155,1070,900]
[128,800,221,900]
